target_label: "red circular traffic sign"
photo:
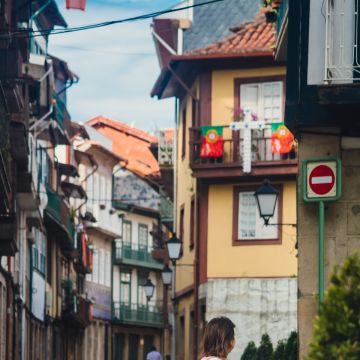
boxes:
[309,165,335,195]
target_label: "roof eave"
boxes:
[151,51,275,99]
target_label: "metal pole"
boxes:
[171,262,176,360]
[319,201,325,305]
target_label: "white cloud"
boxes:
[50,0,176,131]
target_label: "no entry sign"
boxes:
[303,158,341,202]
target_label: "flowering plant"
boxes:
[229,106,259,122]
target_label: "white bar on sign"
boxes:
[311,176,332,184]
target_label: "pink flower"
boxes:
[251,112,258,121]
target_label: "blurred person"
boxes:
[146,345,163,360]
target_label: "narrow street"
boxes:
[1,0,360,359]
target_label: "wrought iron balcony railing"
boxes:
[112,301,163,327]
[73,232,93,274]
[62,280,92,328]
[113,240,163,270]
[325,0,360,82]
[45,184,75,249]
[189,126,297,170]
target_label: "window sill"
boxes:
[233,238,281,246]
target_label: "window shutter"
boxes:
[99,249,105,285]
[105,251,111,287]
[92,250,99,283]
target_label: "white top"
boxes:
[200,357,223,360]
[146,351,163,360]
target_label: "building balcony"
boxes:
[324,0,360,84]
[44,184,75,251]
[0,149,12,216]
[73,232,93,274]
[189,126,298,179]
[112,302,164,328]
[0,216,17,256]
[62,280,92,328]
[51,92,71,145]
[274,0,288,61]
[113,240,163,270]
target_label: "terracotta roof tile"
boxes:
[186,10,275,57]
[86,116,158,144]
[85,116,160,179]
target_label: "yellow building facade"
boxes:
[152,11,298,360]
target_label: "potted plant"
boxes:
[263,0,278,23]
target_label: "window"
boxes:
[105,251,111,287]
[233,187,280,244]
[120,271,131,305]
[137,271,148,306]
[92,250,99,283]
[98,249,105,285]
[138,224,148,251]
[240,81,283,122]
[122,221,132,245]
[190,198,195,250]
[100,175,106,208]
[181,108,187,159]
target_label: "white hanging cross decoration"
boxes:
[229,108,266,173]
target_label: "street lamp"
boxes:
[165,233,182,265]
[161,264,172,287]
[143,278,155,301]
[254,179,279,226]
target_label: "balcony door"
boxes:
[120,271,131,307]
[138,224,148,260]
[239,81,283,161]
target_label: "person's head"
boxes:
[201,317,236,359]
[149,345,157,352]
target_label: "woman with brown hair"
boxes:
[200,316,236,360]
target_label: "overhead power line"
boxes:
[1,0,226,39]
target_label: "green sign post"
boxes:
[302,157,341,305]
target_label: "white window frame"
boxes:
[240,81,283,123]
[236,189,279,241]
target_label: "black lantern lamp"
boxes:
[254,179,279,226]
[161,264,173,287]
[143,278,155,301]
[166,233,182,265]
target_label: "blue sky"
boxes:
[50,0,177,132]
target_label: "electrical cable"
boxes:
[0,0,226,39]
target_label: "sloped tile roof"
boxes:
[86,116,160,179]
[87,116,158,144]
[185,10,275,56]
[183,0,260,52]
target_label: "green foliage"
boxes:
[256,334,273,360]
[241,332,298,360]
[284,331,298,360]
[306,253,360,360]
[272,340,286,360]
[241,341,257,360]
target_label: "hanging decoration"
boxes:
[200,126,224,158]
[66,0,86,11]
[271,123,294,154]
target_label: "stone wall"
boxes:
[204,277,297,360]
[298,133,360,358]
